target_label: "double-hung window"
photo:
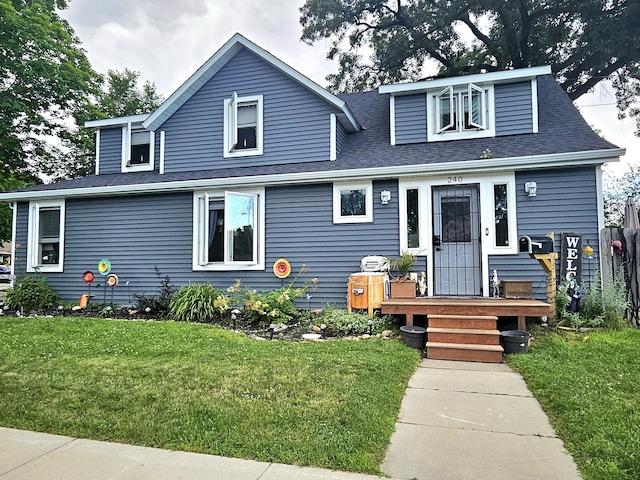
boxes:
[122,123,154,172]
[428,83,494,141]
[27,200,65,272]
[193,188,265,270]
[224,92,263,157]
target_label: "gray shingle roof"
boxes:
[8,75,619,196]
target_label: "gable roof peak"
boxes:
[142,33,361,132]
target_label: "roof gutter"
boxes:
[0,148,624,202]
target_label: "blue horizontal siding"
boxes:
[98,128,121,174]
[489,166,600,300]
[160,48,340,173]
[495,82,533,136]
[394,95,427,144]
[14,182,401,309]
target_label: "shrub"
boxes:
[5,275,59,313]
[557,270,628,330]
[134,267,177,314]
[317,308,395,336]
[169,283,229,323]
[229,267,318,326]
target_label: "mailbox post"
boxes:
[519,232,558,320]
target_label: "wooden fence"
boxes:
[600,228,640,326]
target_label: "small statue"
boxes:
[566,278,582,313]
[492,270,500,297]
[418,271,427,296]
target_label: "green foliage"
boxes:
[62,68,164,180]
[388,251,415,278]
[317,308,395,335]
[508,330,640,480]
[5,275,59,313]
[133,267,177,314]
[603,164,640,227]
[0,317,421,474]
[168,283,229,323]
[557,271,629,330]
[229,266,318,326]
[300,0,640,133]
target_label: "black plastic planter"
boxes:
[400,325,426,349]
[500,330,531,354]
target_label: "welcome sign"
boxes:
[561,232,583,281]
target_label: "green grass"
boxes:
[508,329,640,480]
[0,316,420,474]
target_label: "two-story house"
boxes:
[0,33,623,308]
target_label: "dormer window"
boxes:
[224,92,263,158]
[427,83,494,142]
[122,123,154,172]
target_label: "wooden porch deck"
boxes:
[381,297,551,331]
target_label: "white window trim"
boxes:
[330,113,337,161]
[398,173,516,296]
[121,122,155,173]
[26,200,65,273]
[94,130,100,175]
[427,84,495,142]
[333,181,373,224]
[223,93,264,158]
[192,187,265,271]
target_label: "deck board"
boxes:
[381,297,551,330]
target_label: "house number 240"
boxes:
[447,176,463,183]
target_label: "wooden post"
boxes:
[530,232,558,321]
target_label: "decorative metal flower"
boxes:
[273,258,291,279]
[98,258,111,275]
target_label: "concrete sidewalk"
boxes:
[0,359,582,480]
[381,359,582,480]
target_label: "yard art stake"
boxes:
[98,259,112,305]
[82,270,94,307]
[106,274,119,306]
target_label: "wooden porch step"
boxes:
[427,327,501,345]
[428,314,498,330]
[426,342,504,363]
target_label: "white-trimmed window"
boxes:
[27,200,65,272]
[428,84,494,141]
[122,123,154,172]
[333,182,373,224]
[193,188,265,271]
[224,92,263,157]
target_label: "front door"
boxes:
[432,184,481,295]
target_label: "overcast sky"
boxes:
[60,0,638,177]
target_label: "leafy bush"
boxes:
[134,267,177,314]
[317,308,395,336]
[169,283,229,323]
[5,275,59,313]
[229,266,318,326]
[557,270,628,330]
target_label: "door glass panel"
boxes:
[407,189,419,248]
[441,197,471,242]
[494,184,509,246]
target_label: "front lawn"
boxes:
[0,316,420,474]
[508,329,640,480]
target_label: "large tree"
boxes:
[0,0,101,241]
[300,0,640,132]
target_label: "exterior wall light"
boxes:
[524,181,537,197]
[380,190,391,204]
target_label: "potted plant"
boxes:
[388,251,416,298]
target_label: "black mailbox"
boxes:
[519,235,554,254]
